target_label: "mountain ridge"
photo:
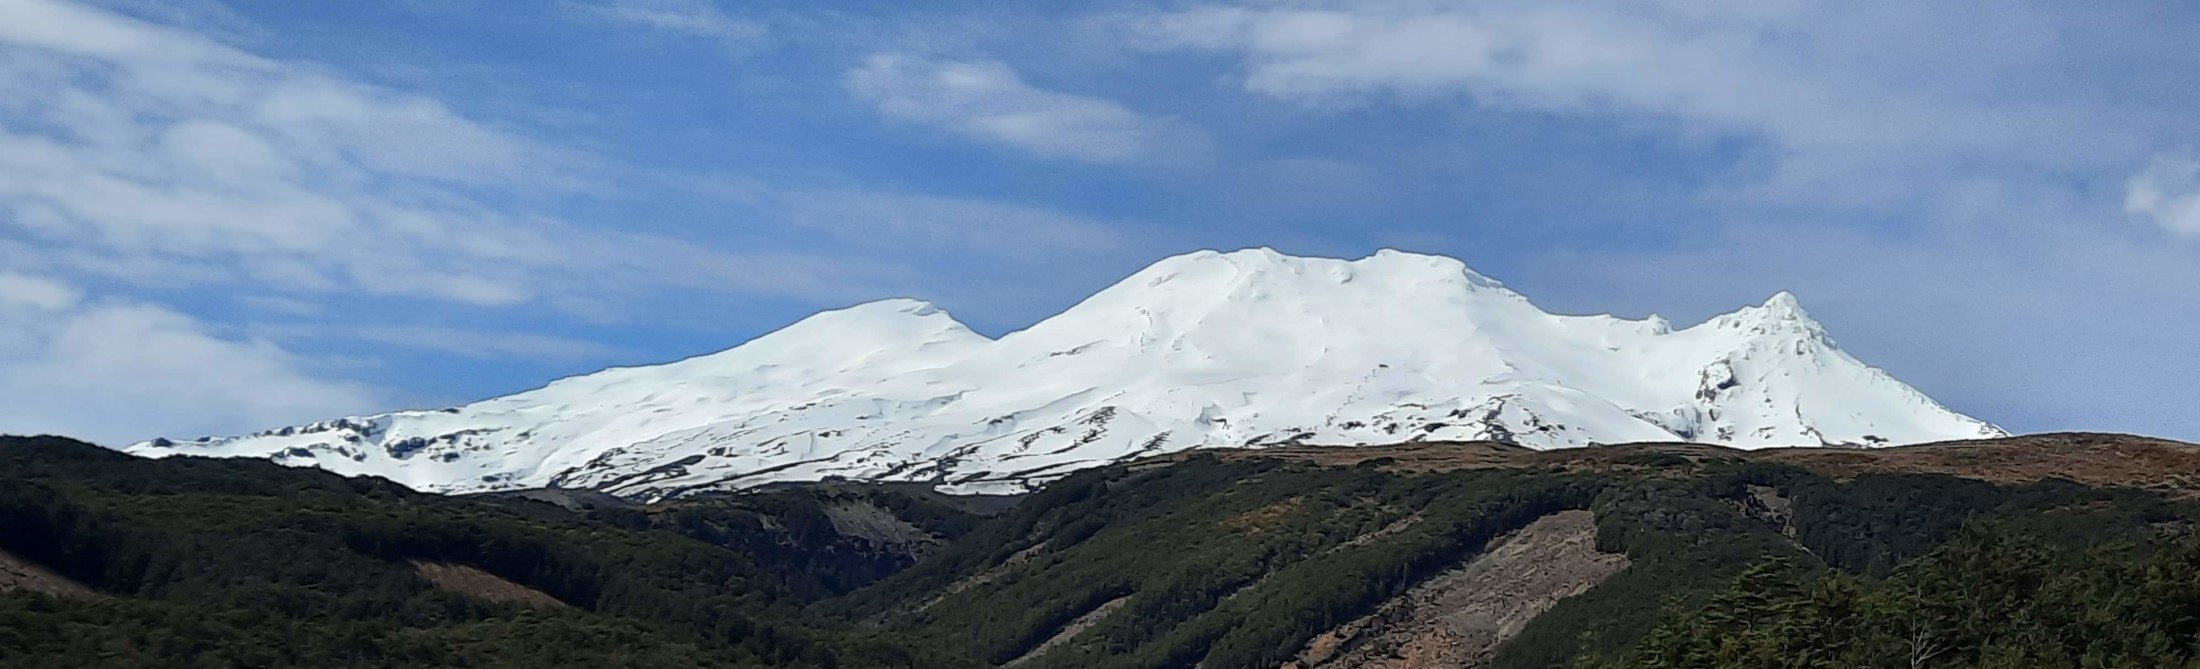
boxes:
[129,248,2003,499]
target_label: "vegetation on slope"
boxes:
[0,435,950,668]
[1615,528,2200,668]
[5,432,2200,668]
[834,442,2200,669]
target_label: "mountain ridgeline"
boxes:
[130,249,1998,500]
[9,432,2200,668]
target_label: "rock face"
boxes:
[1282,510,1629,669]
[130,249,2002,499]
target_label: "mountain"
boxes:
[128,248,2002,500]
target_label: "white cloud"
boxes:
[0,273,378,446]
[0,0,889,312]
[1125,0,2156,209]
[0,271,82,311]
[0,0,574,305]
[846,54,1187,164]
[0,0,987,444]
[558,0,767,50]
[2126,155,2200,238]
[1130,3,1916,144]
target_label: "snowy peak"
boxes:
[132,248,2004,500]
[747,298,986,351]
[666,298,988,375]
[1705,291,1829,340]
[1017,249,1530,359]
[1099,248,1513,307]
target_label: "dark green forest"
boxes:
[5,434,2200,668]
[0,435,963,668]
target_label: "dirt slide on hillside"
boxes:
[1281,509,1629,669]
[0,547,96,599]
[411,561,570,609]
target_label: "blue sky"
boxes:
[2,0,2198,445]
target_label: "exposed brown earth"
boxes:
[1170,433,2200,496]
[1002,594,1133,668]
[0,547,95,599]
[411,561,570,609]
[1280,509,1630,669]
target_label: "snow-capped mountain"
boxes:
[130,249,2003,499]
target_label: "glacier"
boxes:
[130,249,2003,499]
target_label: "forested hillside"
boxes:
[5,433,2200,668]
[0,435,977,668]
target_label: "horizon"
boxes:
[2,0,2197,445]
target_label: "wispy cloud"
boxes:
[2127,155,2200,238]
[260,324,629,362]
[0,271,81,311]
[0,272,379,445]
[557,0,766,51]
[0,0,883,313]
[776,188,1128,257]
[846,54,1192,165]
[0,0,576,305]
[0,0,975,441]
[1122,0,2177,210]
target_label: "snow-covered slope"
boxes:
[130,249,2002,499]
